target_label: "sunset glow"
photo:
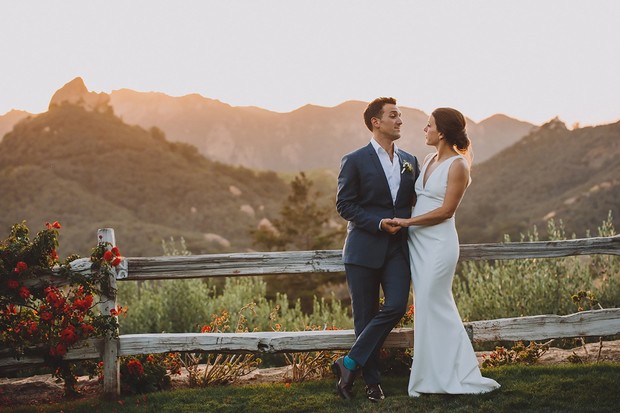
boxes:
[1,0,619,126]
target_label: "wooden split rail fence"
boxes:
[1,230,619,397]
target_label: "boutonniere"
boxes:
[401,161,413,174]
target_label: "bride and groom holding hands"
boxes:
[333,97,500,401]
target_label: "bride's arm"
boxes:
[392,158,470,227]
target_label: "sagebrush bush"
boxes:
[454,213,619,321]
[117,276,353,334]
[119,215,618,333]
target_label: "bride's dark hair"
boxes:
[432,107,471,153]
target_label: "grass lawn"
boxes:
[4,363,619,413]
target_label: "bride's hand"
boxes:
[389,218,410,228]
[381,218,402,234]
[384,218,406,228]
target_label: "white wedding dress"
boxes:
[407,154,500,397]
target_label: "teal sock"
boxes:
[343,355,358,371]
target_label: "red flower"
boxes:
[5,304,17,315]
[50,342,67,356]
[50,249,59,262]
[111,247,121,256]
[81,323,95,336]
[73,295,93,313]
[7,279,19,289]
[146,355,155,364]
[110,306,127,317]
[19,286,30,299]
[406,305,415,316]
[14,261,28,273]
[46,288,59,303]
[111,256,122,266]
[201,325,212,333]
[53,297,66,310]
[40,312,53,322]
[103,250,114,262]
[127,359,144,376]
[60,326,78,345]
[46,221,61,229]
[27,322,38,335]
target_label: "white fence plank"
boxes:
[2,309,620,369]
[125,235,620,280]
[470,308,620,342]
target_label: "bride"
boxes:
[387,107,500,397]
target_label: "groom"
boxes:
[334,97,419,401]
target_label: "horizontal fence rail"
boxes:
[3,308,620,370]
[125,235,620,280]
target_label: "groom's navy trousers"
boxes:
[337,143,419,385]
[345,236,411,384]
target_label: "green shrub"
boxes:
[454,213,619,321]
[118,276,352,334]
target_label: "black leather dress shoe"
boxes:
[331,357,358,400]
[365,383,385,402]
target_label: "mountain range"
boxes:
[2,77,536,171]
[1,77,617,256]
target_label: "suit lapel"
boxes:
[394,149,412,205]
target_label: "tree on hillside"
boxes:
[251,172,347,313]
[252,172,344,251]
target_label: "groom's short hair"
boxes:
[364,97,397,131]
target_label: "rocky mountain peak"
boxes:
[541,116,568,131]
[49,77,111,112]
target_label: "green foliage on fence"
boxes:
[453,212,620,321]
[118,214,619,334]
[118,277,352,334]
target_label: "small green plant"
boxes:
[97,353,181,395]
[283,350,340,383]
[571,290,602,311]
[567,289,605,364]
[179,305,262,387]
[482,340,550,368]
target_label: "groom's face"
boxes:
[374,104,402,140]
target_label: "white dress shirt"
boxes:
[370,138,401,205]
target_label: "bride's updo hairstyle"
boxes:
[432,107,471,154]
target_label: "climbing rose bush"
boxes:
[0,221,120,395]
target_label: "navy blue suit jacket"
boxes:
[336,143,420,269]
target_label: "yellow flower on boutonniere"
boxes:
[401,161,413,174]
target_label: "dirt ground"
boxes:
[1,340,619,410]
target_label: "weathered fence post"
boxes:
[97,228,120,398]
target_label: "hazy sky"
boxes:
[2,0,619,126]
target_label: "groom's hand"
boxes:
[380,219,401,235]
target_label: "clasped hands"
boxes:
[381,218,409,235]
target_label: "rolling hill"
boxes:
[457,118,620,242]
[0,102,289,257]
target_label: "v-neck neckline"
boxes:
[422,153,460,189]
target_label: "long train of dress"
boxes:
[407,154,500,397]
